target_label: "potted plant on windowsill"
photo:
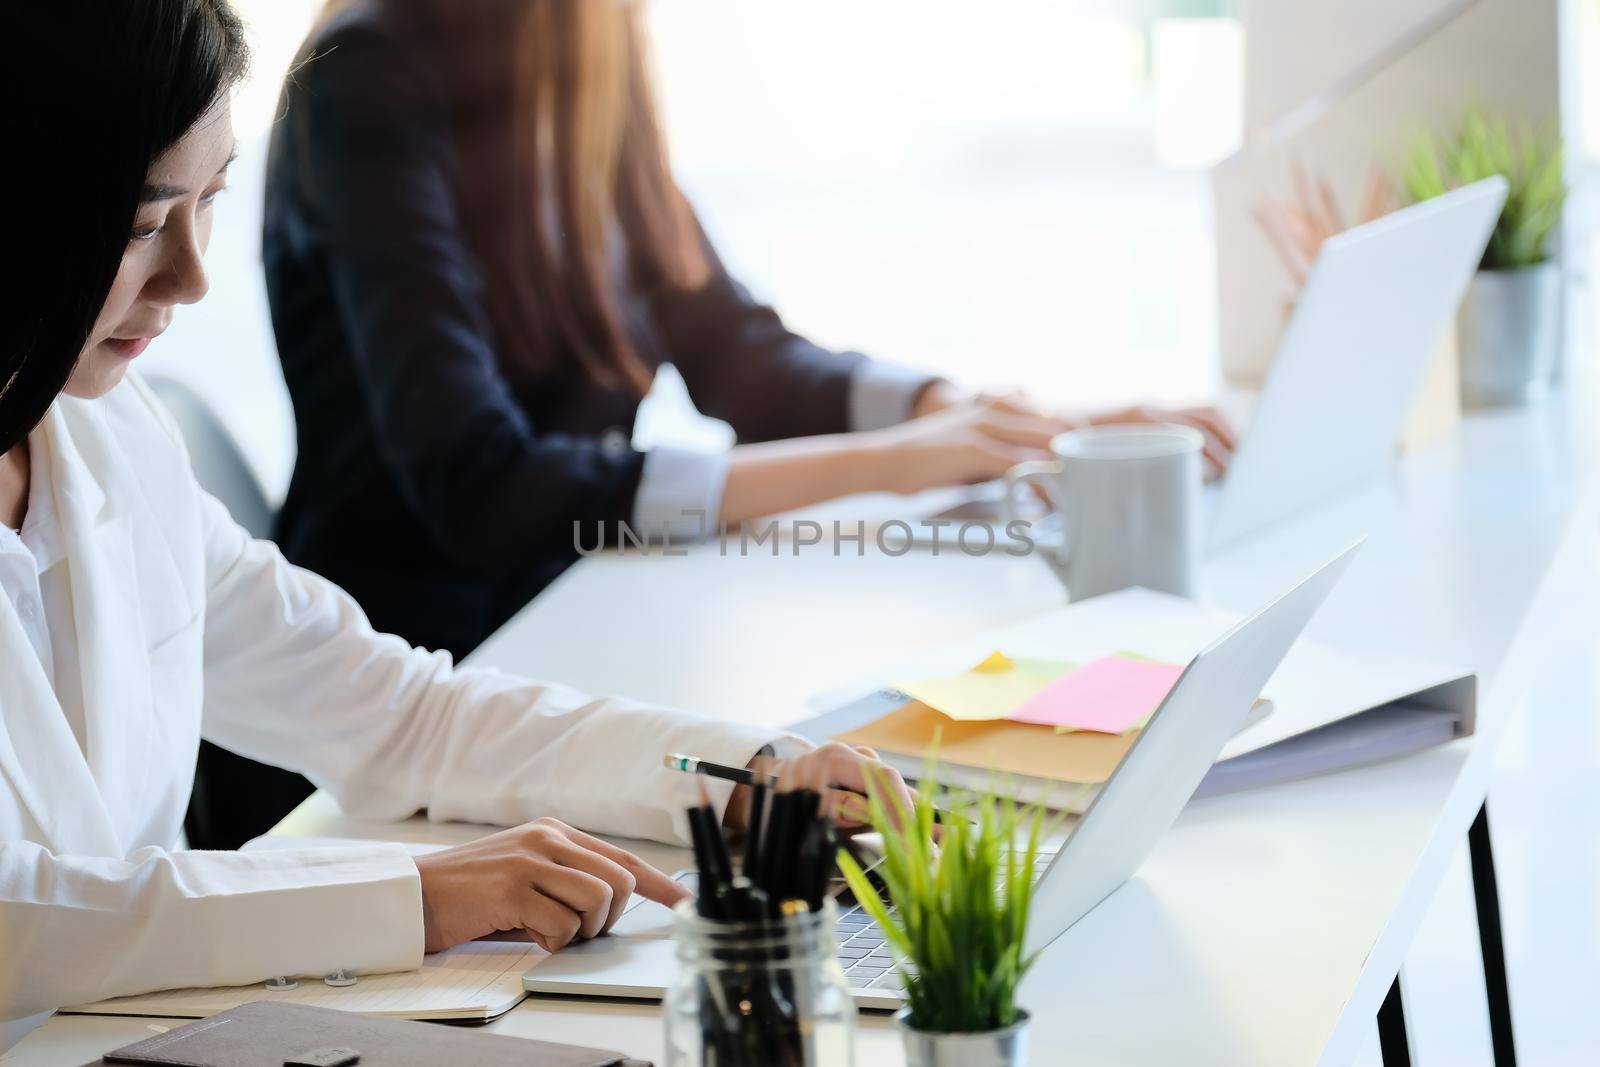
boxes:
[837,776,1054,1067]
[1402,109,1567,407]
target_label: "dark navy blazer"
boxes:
[263,5,880,658]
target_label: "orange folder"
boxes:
[836,699,1135,785]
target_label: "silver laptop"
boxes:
[523,541,1362,1007]
[927,177,1505,552]
[1206,177,1504,549]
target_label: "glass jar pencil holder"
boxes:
[664,898,855,1067]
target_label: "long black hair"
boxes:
[0,1,249,454]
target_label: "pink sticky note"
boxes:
[1006,656,1185,733]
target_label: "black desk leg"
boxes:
[1469,801,1518,1066]
[1378,972,1413,1067]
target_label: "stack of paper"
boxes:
[830,648,1223,801]
[795,587,1474,810]
[894,650,1186,734]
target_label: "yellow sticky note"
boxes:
[973,651,1015,673]
[894,652,1072,721]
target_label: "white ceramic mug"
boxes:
[1001,424,1203,599]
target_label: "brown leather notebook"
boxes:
[88,1001,650,1067]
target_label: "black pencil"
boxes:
[742,779,769,877]
[664,752,965,825]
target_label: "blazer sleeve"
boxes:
[650,227,904,444]
[196,493,781,844]
[294,19,642,571]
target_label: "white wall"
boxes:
[1215,0,1566,383]
[1241,0,1469,133]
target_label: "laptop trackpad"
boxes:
[606,895,677,939]
[524,920,679,999]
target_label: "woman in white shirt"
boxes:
[0,1,910,1038]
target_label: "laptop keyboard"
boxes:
[836,852,1055,993]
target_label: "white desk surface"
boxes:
[12,391,1596,1067]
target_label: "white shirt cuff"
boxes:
[227,843,426,980]
[631,446,730,541]
[849,362,941,432]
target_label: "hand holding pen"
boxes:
[667,741,936,833]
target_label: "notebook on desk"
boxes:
[792,587,1476,808]
[63,939,541,1023]
[64,838,541,1023]
[813,690,1274,810]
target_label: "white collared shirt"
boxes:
[0,433,84,752]
[0,375,787,1034]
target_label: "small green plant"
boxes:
[1401,108,1566,271]
[836,771,1058,1034]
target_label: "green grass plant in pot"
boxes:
[1402,109,1566,406]
[837,773,1055,1067]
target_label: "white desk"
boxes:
[11,392,1595,1066]
[466,395,1598,1067]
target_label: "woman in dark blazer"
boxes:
[201,0,1233,849]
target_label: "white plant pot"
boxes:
[895,1008,1030,1067]
[1457,263,1560,407]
